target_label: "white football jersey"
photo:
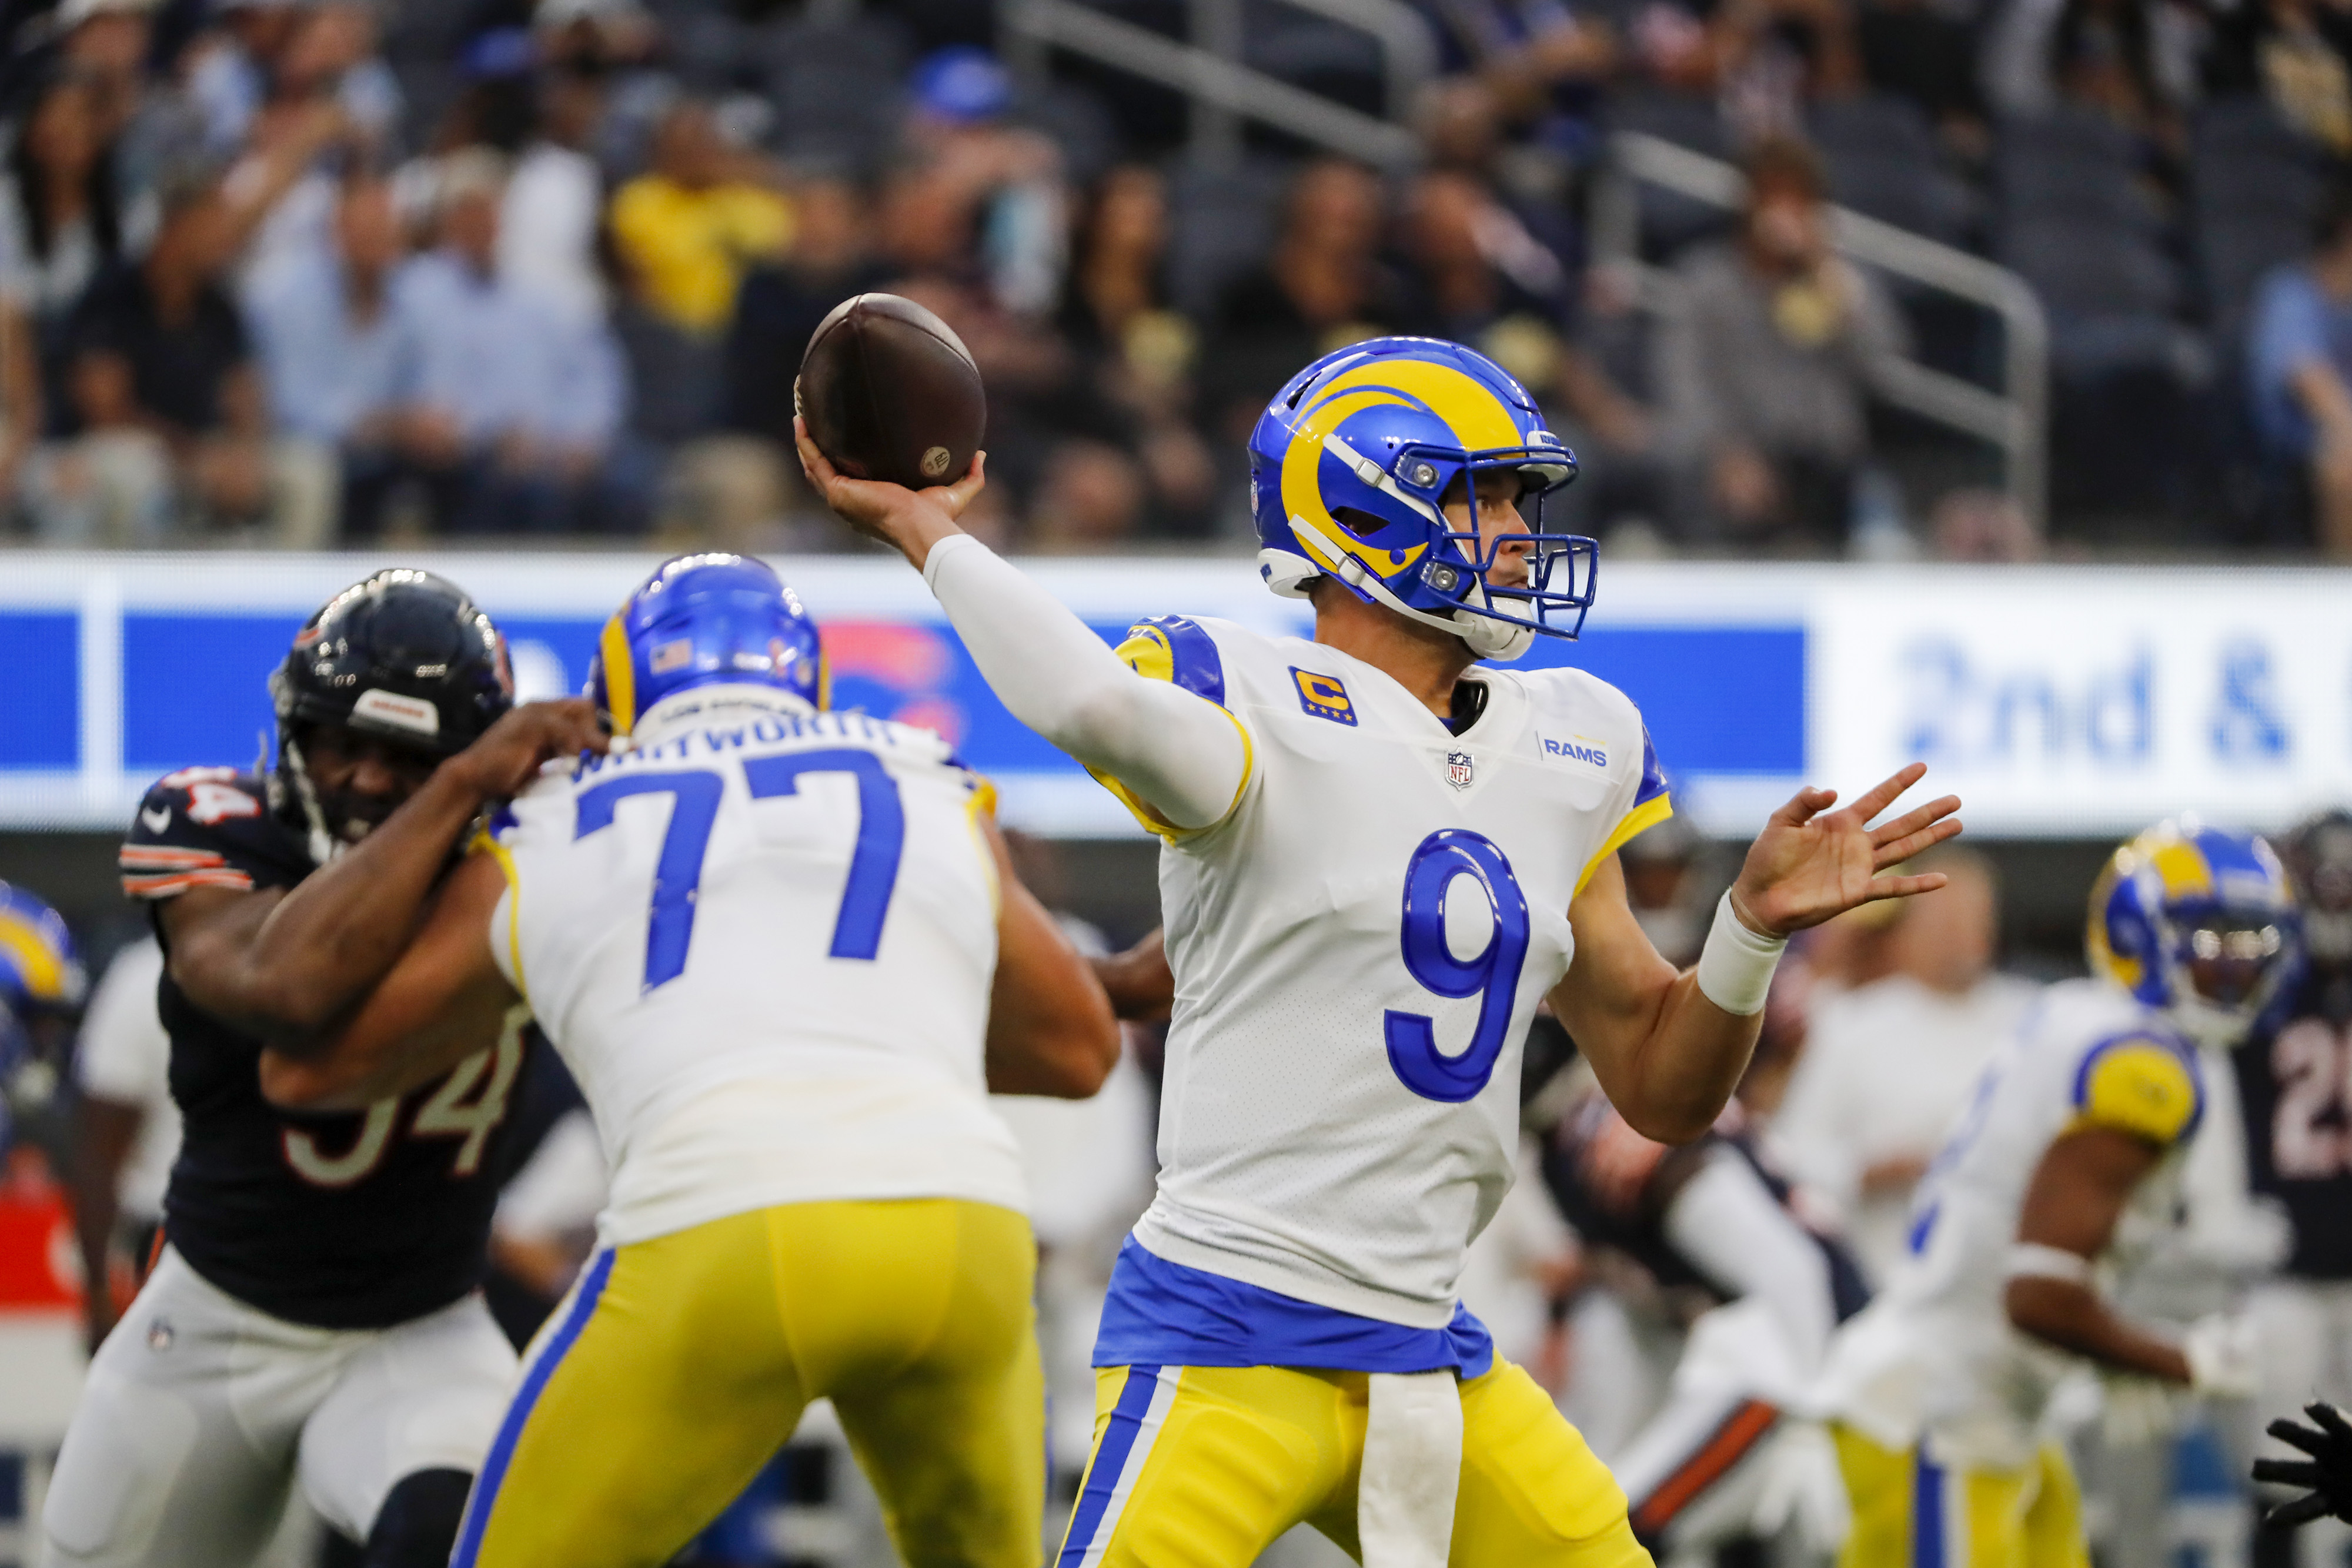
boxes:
[1111,615,1669,1327]
[485,689,1025,1247]
[1815,978,2207,1468]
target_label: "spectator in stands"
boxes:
[1654,137,1906,547]
[387,151,635,534]
[28,168,330,544]
[607,98,793,339]
[242,173,407,536]
[1712,0,1865,140]
[1053,164,1214,531]
[0,69,152,383]
[1025,438,1147,550]
[2250,184,2352,556]
[1207,158,1419,439]
[1412,0,1621,159]
[1770,848,2037,1283]
[182,0,302,158]
[2208,0,2352,153]
[724,173,880,445]
[500,66,609,327]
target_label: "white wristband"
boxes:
[1694,890,1787,1016]
[2005,1242,2094,1285]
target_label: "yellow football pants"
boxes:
[453,1198,1044,1568]
[1054,1359,1653,1567]
[1833,1425,2089,1568]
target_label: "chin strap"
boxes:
[279,737,342,868]
[1288,514,1534,663]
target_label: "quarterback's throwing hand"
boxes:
[796,415,987,569]
[1728,763,1961,938]
[2256,1403,2352,1527]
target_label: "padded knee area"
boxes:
[363,1468,473,1568]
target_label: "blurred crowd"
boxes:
[0,0,2340,555]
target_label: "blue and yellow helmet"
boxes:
[0,882,85,1018]
[1248,336,1589,661]
[588,554,826,736]
[2087,818,2301,1048]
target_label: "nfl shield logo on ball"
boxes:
[921,446,952,479]
[1446,751,1475,790]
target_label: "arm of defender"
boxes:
[69,1095,141,1350]
[165,700,603,1042]
[257,852,520,1111]
[1094,927,1174,1023]
[2003,1127,2190,1382]
[980,815,1121,1098]
[797,427,1248,832]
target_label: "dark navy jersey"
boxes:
[1542,1092,1870,1323]
[122,767,530,1330]
[2236,968,2352,1279]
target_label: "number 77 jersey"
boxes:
[486,704,1027,1248]
[1113,615,1670,1329]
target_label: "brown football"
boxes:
[795,293,986,490]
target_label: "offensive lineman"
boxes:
[1815,820,2300,1568]
[44,570,607,1568]
[259,554,1122,1567]
[800,335,1962,1565]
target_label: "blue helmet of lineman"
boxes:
[1248,336,1589,662]
[589,554,826,736]
[2087,818,2301,1048]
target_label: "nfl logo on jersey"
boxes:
[1445,750,1475,790]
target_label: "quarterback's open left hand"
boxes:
[1729,763,1962,938]
[2256,1403,2352,1528]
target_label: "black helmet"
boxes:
[270,569,513,759]
[268,571,513,862]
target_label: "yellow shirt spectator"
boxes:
[609,176,794,335]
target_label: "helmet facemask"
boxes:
[2164,913,2297,1049]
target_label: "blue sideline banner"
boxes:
[0,554,2343,838]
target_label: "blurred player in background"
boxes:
[267,553,1121,1568]
[68,931,178,1352]
[43,569,606,1568]
[1542,1059,1869,1565]
[0,881,89,1172]
[2241,808,2352,1568]
[1818,820,2301,1568]
[803,334,1959,1566]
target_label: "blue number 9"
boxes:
[1385,829,1531,1103]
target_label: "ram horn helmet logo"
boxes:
[1445,750,1475,791]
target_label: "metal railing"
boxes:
[1000,0,1433,168]
[1594,131,2050,529]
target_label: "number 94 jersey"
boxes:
[1112,616,1670,1329]
[486,704,1024,1249]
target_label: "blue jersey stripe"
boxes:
[1633,723,1668,807]
[1057,1364,1165,1566]
[1913,1450,1946,1568]
[451,1248,616,1566]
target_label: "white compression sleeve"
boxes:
[1662,1147,1839,1373]
[922,534,1250,831]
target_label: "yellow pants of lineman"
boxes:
[1054,1359,1653,1566]
[1833,1425,2090,1568]
[453,1198,1044,1568]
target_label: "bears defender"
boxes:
[268,554,1120,1567]
[1817,821,2299,1568]
[44,570,606,1568]
[800,335,1961,1566]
